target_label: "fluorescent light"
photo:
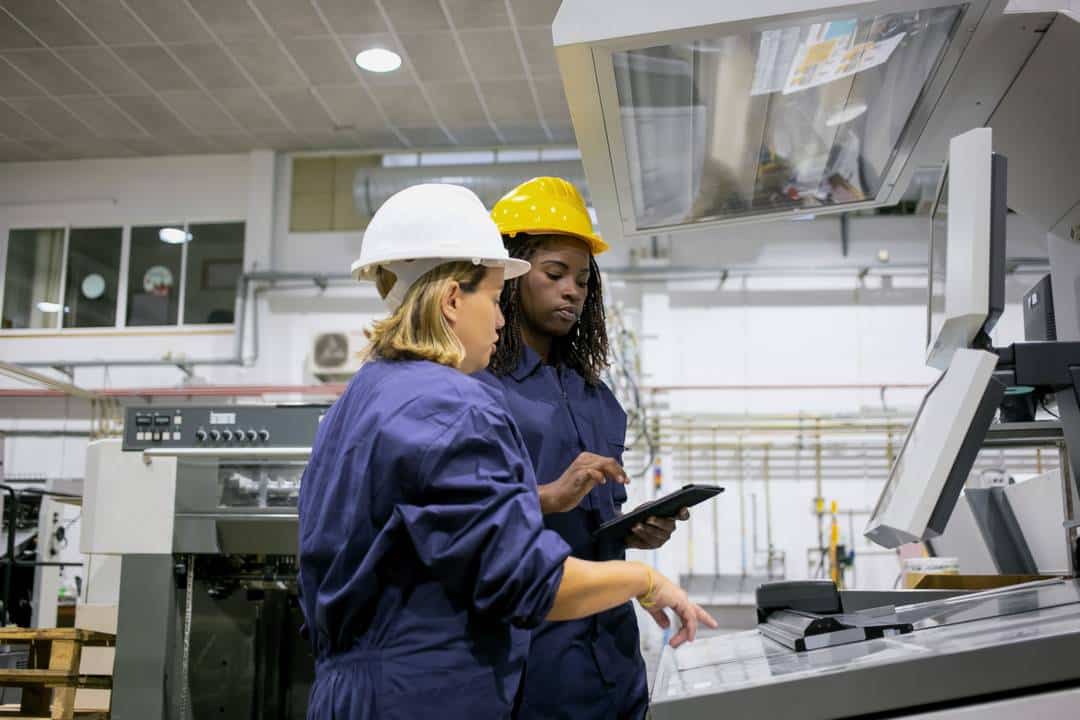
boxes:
[355,48,401,73]
[159,227,192,244]
[36,302,62,313]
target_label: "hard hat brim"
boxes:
[504,228,609,256]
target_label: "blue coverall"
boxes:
[477,345,649,719]
[298,358,572,719]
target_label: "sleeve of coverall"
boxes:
[396,404,572,628]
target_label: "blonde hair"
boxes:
[364,262,488,367]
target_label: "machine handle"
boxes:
[142,447,311,462]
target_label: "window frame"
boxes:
[0,217,245,335]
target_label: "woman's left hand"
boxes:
[625,508,690,550]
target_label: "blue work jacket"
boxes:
[477,346,648,720]
[298,359,571,720]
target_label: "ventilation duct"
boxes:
[353,160,587,216]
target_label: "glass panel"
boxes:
[63,227,122,328]
[613,4,965,229]
[127,225,182,326]
[183,222,244,324]
[2,228,65,330]
[218,462,303,509]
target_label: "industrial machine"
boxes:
[555,1,1080,716]
[81,404,328,720]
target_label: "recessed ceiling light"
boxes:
[159,227,192,244]
[36,301,63,313]
[355,48,402,73]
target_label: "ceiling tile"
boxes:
[211,87,287,131]
[113,45,198,92]
[250,130,305,150]
[302,130,378,150]
[251,0,325,38]
[285,36,356,85]
[1,50,93,94]
[265,87,334,131]
[121,0,211,44]
[229,39,306,88]
[0,54,43,95]
[0,0,96,46]
[169,43,250,89]
[0,138,41,160]
[160,90,240,133]
[479,79,535,124]
[109,94,191,134]
[67,136,138,158]
[187,0,267,42]
[453,126,499,146]
[548,125,575,144]
[20,138,70,159]
[458,29,523,80]
[424,80,487,126]
[310,0,385,35]
[443,0,510,30]
[399,126,454,147]
[56,47,148,95]
[398,32,466,83]
[533,74,569,124]
[201,133,258,153]
[499,126,550,144]
[0,98,50,138]
[60,95,146,137]
[508,0,559,27]
[346,128,403,148]
[316,85,386,130]
[518,27,556,74]
[121,134,174,156]
[338,34,413,87]
[381,0,448,33]
[60,0,152,45]
[0,9,40,49]
[168,133,219,154]
[6,95,96,138]
[369,83,433,128]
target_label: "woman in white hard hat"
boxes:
[297,184,716,720]
[481,177,689,719]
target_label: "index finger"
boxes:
[593,457,629,484]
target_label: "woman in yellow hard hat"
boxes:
[479,178,690,720]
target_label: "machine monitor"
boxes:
[925,127,1007,370]
[554,0,1008,242]
[865,348,1005,549]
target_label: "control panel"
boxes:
[121,404,330,451]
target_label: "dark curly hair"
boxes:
[489,233,609,385]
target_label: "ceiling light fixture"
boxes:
[355,48,402,73]
[36,302,63,313]
[159,227,192,244]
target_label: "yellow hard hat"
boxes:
[491,177,609,255]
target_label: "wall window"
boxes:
[63,227,122,328]
[184,222,244,324]
[2,228,65,330]
[1,221,244,331]
[127,224,183,327]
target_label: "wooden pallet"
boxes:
[0,628,114,720]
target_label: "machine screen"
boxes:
[611,5,965,229]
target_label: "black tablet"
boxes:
[592,484,724,541]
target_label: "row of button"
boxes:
[194,428,271,443]
[137,431,181,442]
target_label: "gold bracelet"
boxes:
[637,566,658,609]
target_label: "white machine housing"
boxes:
[864,348,1001,548]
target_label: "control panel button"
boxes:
[223,430,234,441]
[195,429,208,442]
[245,429,258,442]
[209,430,221,442]
[154,416,170,426]
[258,429,270,442]
[135,414,152,427]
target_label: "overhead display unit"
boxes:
[554,0,1008,241]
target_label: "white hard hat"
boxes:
[352,183,531,309]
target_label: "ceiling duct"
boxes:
[352,160,587,216]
